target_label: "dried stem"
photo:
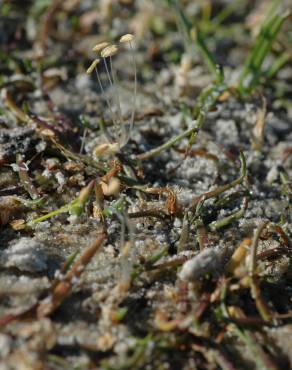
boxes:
[249,222,273,322]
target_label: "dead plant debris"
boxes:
[0,1,291,369]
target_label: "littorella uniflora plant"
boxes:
[87,34,137,154]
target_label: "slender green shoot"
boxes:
[212,0,244,28]
[239,2,290,94]
[209,197,248,231]
[27,180,95,226]
[266,52,291,79]
[166,0,223,83]
[137,83,226,160]
[27,203,71,226]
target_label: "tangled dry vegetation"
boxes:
[0,0,291,369]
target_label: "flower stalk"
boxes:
[87,34,137,149]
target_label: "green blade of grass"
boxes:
[166,0,222,83]
[239,2,290,94]
[266,51,291,79]
[212,0,244,28]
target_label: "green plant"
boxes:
[239,2,290,94]
[166,0,290,96]
[166,0,222,83]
